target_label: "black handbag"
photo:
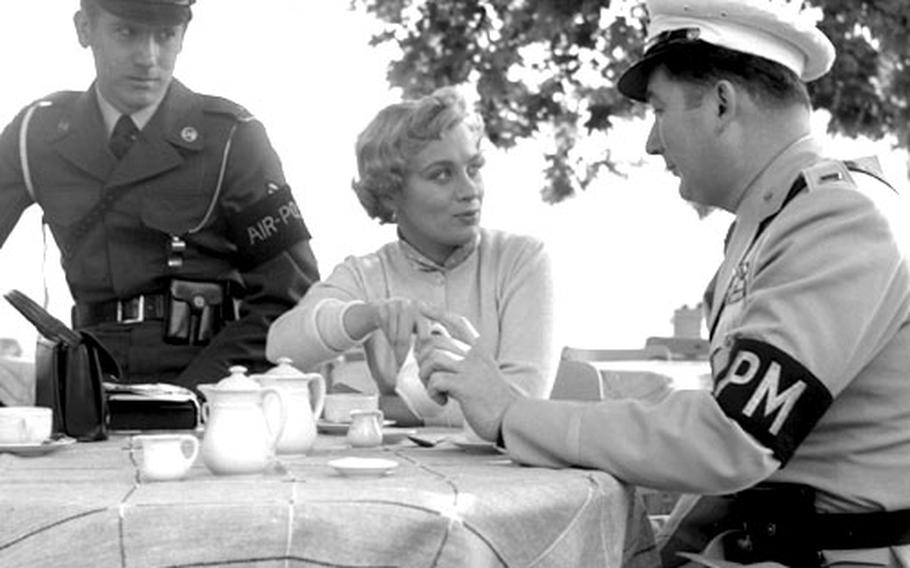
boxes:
[5,290,120,441]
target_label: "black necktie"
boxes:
[109,114,139,160]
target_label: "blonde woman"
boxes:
[267,87,556,426]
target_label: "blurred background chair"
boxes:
[555,344,682,530]
[549,358,604,401]
[562,343,673,362]
[0,337,34,406]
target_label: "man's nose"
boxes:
[134,35,159,65]
[645,120,662,155]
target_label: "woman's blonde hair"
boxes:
[352,86,483,223]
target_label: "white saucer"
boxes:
[317,419,395,435]
[328,457,398,477]
[0,437,76,456]
[449,434,501,454]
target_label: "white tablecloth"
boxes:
[0,430,658,567]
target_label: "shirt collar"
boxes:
[397,232,481,272]
[734,134,825,227]
[94,86,163,137]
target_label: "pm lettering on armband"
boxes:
[714,338,832,464]
[228,184,311,269]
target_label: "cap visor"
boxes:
[617,58,656,102]
[94,0,190,26]
[617,39,704,102]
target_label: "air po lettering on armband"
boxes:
[246,200,303,245]
[715,349,807,435]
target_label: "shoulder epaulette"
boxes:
[800,159,857,194]
[28,90,79,110]
[201,94,254,122]
[801,157,895,195]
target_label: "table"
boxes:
[0,430,658,567]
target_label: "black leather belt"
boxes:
[814,508,910,550]
[729,483,910,560]
[74,294,168,326]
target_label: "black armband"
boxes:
[714,338,832,465]
[227,184,311,269]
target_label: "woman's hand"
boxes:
[372,298,431,368]
[375,298,431,367]
[342,298,430,368]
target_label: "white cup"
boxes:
[0,406,52,444]
[135,434,200,482]
[322,393,379,423]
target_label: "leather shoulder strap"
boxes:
[707,158,891,340]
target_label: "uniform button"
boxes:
[181,126,198,143]
[192,295,206,309]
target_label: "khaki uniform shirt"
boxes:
[501,137,910,525]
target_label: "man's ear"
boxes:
[74,10,91,48]
[712,80,738,127]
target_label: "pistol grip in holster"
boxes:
[164,279,237,346]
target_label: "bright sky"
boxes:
[1,1,907,359]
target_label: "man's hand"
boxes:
[415,305,520,442]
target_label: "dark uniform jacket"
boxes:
[0,79,319,389]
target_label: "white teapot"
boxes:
[252,357,325,455]
[198,365,287,475]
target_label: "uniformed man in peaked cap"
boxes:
[415,1,910,566]
[0,0,320,394]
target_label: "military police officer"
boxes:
[0,0,319,391]
[416,0,910,566]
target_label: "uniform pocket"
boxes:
[140,190,212,235]
[40,184,98,228]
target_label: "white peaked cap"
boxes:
[618,0,836,101]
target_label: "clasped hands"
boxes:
[369,298,521,442]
